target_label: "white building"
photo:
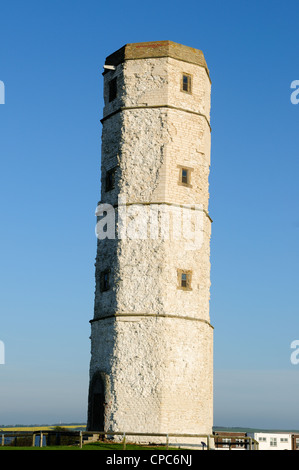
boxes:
[248,432,292,450]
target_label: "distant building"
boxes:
[213,431,249,450]
[248,432,292,450]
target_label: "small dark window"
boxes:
[181,169,188,185]
[181,273,187,288]
[109,77,117,102]
[178,166,193,187]
[100,270,110,292]
[177,269,192,290]
[181,74,192,93]
[105,167,116,192]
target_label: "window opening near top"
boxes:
[109,77,117,102]
[178,166,193,187]
[182,74,192,93]
[105,167,116,192]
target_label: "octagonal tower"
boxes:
[87,41,213,441]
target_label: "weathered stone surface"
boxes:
[88,41,213,441]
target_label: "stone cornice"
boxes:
[101,104,211,132]
[96,200,213,223]
[104,41,211,83]
[90,313,214,329]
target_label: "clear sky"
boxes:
[0,0,299,428]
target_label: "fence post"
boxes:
[32,433,36,447]
[1,434,4,446]
[80,431,83,449]
[123,433,126,450]
[166,434,169,450]
[40,432,43,448]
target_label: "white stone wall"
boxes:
[90,316,213,437]
[91,271,212,438]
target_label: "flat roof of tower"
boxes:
[105,40,210,79]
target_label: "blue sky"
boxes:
[0,0,299,428]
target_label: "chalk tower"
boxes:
[87,41,213,438]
